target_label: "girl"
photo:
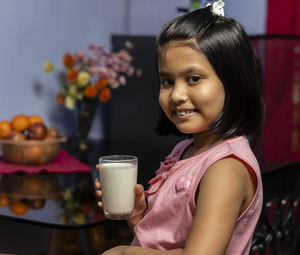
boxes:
[96,1,264,254]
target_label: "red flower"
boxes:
[66,69,79,83]
[57,93,65,105]
[99,88,111,102]
[63,53,74,68]
[96,77,108,90]
[84,85,97,98]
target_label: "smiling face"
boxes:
[158,41,225,135]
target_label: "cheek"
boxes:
[219,94,225,110]
[158,90,168,110]
[159,90,174,121]
[215,88,226,112]
[195,86,225,114]
[200,85,221,98]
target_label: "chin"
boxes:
[177,128,198,135]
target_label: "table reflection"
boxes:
[0,171,105,229]
[0,139,136,254]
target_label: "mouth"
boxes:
[174,109,197,118]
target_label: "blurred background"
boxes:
[0,0,266,140]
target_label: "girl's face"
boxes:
[158,41,225,135]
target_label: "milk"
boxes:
[99,161,137,220]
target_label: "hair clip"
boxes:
[206,0,225,17]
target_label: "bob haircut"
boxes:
[155,7,264,138]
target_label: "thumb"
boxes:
[134,184,146,209]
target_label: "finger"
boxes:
[96,164,100,170]
[95,179,101,189]
[135,184,144,195]
[96,190,102,197]
[97,201,103,207]
[134,184,146,209]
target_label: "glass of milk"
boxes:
[99,155,138,220]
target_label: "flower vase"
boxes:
[77,99,98,151]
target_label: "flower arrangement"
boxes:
[59,187,104,225]
[44,41,141,110]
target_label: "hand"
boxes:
[101,245,130,255]
[127,182,147,231]
[95,164,147,230]
[95,164,103,208]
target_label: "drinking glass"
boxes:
[99,155,138,220]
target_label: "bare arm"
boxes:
[101,246,183,255]
[184,157,253,254]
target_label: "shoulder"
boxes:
[202,136,254,185]
[198,157,250,210]
[202,157,250,193]
[204,136,259,178]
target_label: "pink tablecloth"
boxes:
[0,150,91,174]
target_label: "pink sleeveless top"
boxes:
[131,136,263,254]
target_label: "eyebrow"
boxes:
[159,67,205,77]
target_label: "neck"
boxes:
[183,132,224,159]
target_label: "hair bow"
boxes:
[206,0,225,17]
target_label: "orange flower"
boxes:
[66,69,79,83]
[99,88,111,102]
[57,93,65,105]
[64,53,74,68]
[96,77,108,90]
[84,85,98,98]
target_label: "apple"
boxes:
[46,126,60,139]
[5,130,26,141]
[28,123,47,140]
[27,198,46,209]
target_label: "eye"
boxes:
[187,75,201,84]
[160,79,174,87]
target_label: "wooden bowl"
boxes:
[0,137,67,165]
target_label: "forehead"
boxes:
[158,40,200,58]
[157,40,214,72]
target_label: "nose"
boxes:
[169,82,188,103]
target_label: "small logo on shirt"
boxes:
[175,176,191,193]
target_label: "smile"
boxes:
[174,109,197,117]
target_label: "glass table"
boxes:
[0,138,134,255]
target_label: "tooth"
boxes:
[177,111,186,116]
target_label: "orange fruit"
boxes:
[24,145,43,162]
[28,115,43,125]
[11,114,30,131]
[0,120,11,138]
[9,201,29,215]
[0,193,9,207]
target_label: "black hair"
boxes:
[155,7,264,139]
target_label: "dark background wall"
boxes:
[108,35,182,186]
